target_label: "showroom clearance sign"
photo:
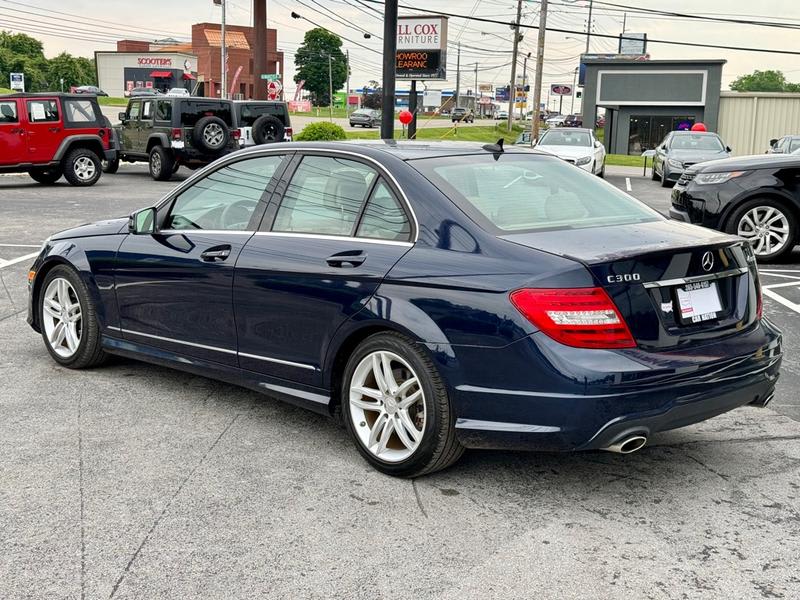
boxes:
[396,16,448,80]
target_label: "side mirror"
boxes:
[118,112,128,122]
[129,207,157,235]
[725,146,732,153]
[594,140,602,148]
[660,144,668,151]
[769,138,778,147]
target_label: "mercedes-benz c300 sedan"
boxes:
[28,141,782,477]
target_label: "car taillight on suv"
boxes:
[510,287,636,349]
[285,127,293,140]
[171,128,182,141]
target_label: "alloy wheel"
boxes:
[150,152,162,176]
[737,206,790,257]
[73,156,96,181]
[42,277,82,358]
[203,123,224,147]
[348,350,426,462]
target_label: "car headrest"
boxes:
[0,104,14,119]
[323,169,368,212]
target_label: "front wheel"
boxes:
[149,146,175,181]
[342,332,464,477]
[38,265,107,368]
[726,199,797,262]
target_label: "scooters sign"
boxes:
[550,84,573,96]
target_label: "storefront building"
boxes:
[95,48,198,97]
[581,58,726,155]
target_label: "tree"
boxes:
[294,28,347,106]
[361,79,382,109]
[46,52,96,89]
[730,70,794,93]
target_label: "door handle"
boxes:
[48,127,60,133]
[200,245,231,262]
[326,250,366,268]
[10,128,24,134]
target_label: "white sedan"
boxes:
[533,127,606,177]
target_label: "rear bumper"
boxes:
[438,320,782,452]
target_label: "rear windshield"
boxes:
[179,100,233,126]
[236,103,288,126]
[670,134,724,151]
[410,153,659,233]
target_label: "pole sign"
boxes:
[260,73,281,81]
[396,16,448,81]
[266,79,283,100]
[619,33,647,55]
[550,84,573,96]
[10,72,24,92]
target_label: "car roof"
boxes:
[233,100,285,104]
[543,127,592,133]
[0,92,95,99]
[235,140,553,161]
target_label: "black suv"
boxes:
[233,100,292,147]
[107,97,239,180]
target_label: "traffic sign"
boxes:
[266,79,283,100]
[10,72,24,92]
[260,73,280,81]
[550,84,573,96]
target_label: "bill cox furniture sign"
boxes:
[396,16,448,81]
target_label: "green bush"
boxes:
[294,121,347,141]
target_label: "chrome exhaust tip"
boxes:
[602,435,648,454]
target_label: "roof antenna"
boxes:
[482,137,504,157]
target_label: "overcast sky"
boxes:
[8,0,800,100]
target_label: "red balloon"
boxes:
[398,110,413,125]
[690,122,707,132]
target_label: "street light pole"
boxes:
[585,0,593,54]
[328,54,333,122]
[570,67,577,113]
[507,0,522,133]
[520,52,530,120]
[455,42,461,107]
[221,0,227,98]
[346,49,351,116]
[380,0,398,139]
[530,0,548,146]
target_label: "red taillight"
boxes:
[285,127,293,139]
[171,128,182,140]
[755,278,763,320]
[510,287,636,349]
[232,129,241,140]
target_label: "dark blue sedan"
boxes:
[27,141,782,476]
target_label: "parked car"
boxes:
[596,115,606,128]
[74,85,108,97]
[671,153,800,261]
[128,87,161,98]
[106,96,239,180]
[0,92,115,186]
[533,127,606,177]
[166,88,190,97]
[349,108,380,128]
[767,135,800,154]
[652,131,732,188]
[27,141,781,476]
[495,110,509,120]
[451,107,474,123]
[234,100,292,146]
[546,114,566,127]
[564,114,582,127]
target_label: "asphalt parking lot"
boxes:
[2,163,800,599]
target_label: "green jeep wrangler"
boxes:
[106,96,239,180]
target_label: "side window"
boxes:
[166,155,283,231]
[272,156,377,236]
[790,139,800,153]
[156,100,172,121]
[27,99,59,123]
[141,100,153,120]
[127,101,141,121]
[356,180,411,242]
[63,100,96,124]
[0,101,18,123]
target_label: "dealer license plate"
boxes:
[676,280,722,323]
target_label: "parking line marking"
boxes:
[763,287,800,314]
[0,243,41,248]
[0,252,39,270]
[625,177,632,192]
[759,272,800,281]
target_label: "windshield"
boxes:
[538,130,592,147]
[411,153,659,233]
[670,134,724,151]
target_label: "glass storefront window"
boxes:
[628,115,696,155]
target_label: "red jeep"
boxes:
[0,93,115,186]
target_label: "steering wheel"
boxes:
[220,199,258,230]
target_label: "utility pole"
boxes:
[455,42,461,107]
[346,49,351,115]
[507,0,522,133]
[530,0,547,146]
[380,0,398,139]
[220,0,227,98]
[408,79,417,138]
[328,54,334,122]
[570,66,577,113]
[253,0,267,99]
[474,62,478,116]
[520,52,530,120]
[585,0,593,54]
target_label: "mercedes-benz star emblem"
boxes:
[701,251,714,272]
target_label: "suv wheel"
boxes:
[251,114,285,145]
[28,168,63,185]
[193,116,229,153]
[63,148,101,186]
[726,199,797,262]
[149,146,175,181]
[342,332,464,477]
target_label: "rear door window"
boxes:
[156,100,172,122]
[141,100,154,120]
[0,100,18,123]
[63,99,97,125]
[355,180,411,242]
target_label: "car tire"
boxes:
[725,198,798,262]
[62,148,102,186]
[38,265,108,369]
[342,331,464,477]
[102,157,120,174]
[598,162,605,178]
[28,168,63,185]
[149,145,174,181]
[192,116,229,153]
[660,165,671,188]
[251,114,285,145]
[651,163,659,181]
